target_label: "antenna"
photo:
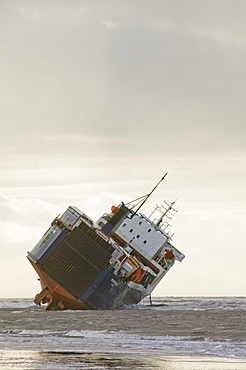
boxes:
[155,200,177,227]
[128,173,168,217]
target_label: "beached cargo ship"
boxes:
[27,175,185,310]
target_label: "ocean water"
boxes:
[0,297,245,369]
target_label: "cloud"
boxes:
[199,28,246,50]
[101,21,119,31]
[14,2,89,23]
[16,6,46,22]
[0,195,60,243]
[0,194,59,219]
[42,134,115,145]
[1,1,246,157]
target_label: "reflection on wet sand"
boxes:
[0,351,245,370]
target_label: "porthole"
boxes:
[143,240,147,244]
[130,229,133,233]
[148,229,151,232]
[136,235,140,238]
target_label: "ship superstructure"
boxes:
[27,175,185,310]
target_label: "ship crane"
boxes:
[126,173,168,217]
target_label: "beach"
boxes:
[0,297,245,369]
[1,351,246,370]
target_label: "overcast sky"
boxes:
[0,0,245,298]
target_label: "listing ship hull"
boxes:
[27,212,147,310]
[27,181,185,310]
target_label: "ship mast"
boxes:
[127,173,168,217]
[155,200,176,227]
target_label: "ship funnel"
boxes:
[101,203,129,237]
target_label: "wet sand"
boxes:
[0,350,246,370]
